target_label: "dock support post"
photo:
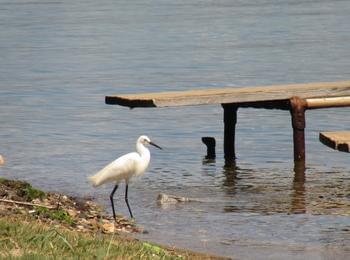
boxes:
[202,137,216,159]
[289,97,307,163]
[222,104,238,165]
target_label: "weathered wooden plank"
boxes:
[319,131,350,153]
[306,96,350,109]
[106,80,350,108]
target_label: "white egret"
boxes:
[89,135,162,219]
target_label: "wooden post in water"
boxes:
[201,137,216,159]
[222,104,238,165]
[289,97,307,164]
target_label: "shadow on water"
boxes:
[291,162,306,214]
[222,163,239,194]
[202,158,311,216]
[202,156,240,195]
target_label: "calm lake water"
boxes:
[1,0,349,258]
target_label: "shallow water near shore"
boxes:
[0,0,350,258]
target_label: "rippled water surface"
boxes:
[0,0,349,258]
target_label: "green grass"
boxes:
[0,178,46,201]
[34,207,73,225]
[0,218,189,259]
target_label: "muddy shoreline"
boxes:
[0,178,142,234]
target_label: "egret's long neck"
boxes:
[136,142,150,160]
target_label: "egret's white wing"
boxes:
[89,152,140,187]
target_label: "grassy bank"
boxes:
[0,217,164,259]
[0,217,204,259]
[0,178,228,259]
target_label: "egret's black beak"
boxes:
[150,141,162,150]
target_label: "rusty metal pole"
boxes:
[289,96,307,163]
[222,104,238,165]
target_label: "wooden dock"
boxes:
[106,80,350,166]
[320,131,350,153]
[106,81,350,108]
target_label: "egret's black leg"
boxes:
[125,184,134,218]
[110,184,119,220]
